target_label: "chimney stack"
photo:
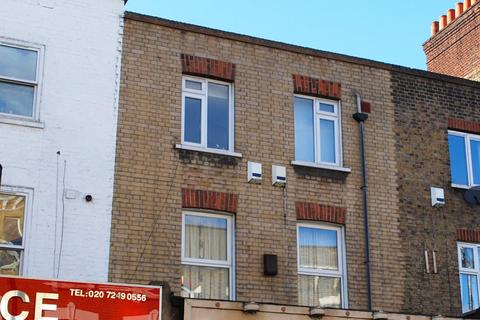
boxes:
[432,0,478,37]
[424,0,480,81]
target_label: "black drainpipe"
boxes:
[0,163,3,189]
[353,93,372,311]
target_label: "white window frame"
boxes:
[0,38,44,124]
[448,130,480,188]
[181,76,235,153]
[296,222,348,308]
[293,95,343,167]
[458,242,480,313]
[0,185,33,276]
[181,210,235,300]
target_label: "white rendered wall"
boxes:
[0,0,124,281]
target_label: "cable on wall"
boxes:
[127,160,180,281]
[56,159,67,278]
[53,151,60,277]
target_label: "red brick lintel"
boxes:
[181,54,235,82]
[296,202,346,224]
[182,188,238,213]
[292,74,341,100]
[457,229,480,243]
[448,118,480,135]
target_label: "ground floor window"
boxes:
[458,242,480,313]
[0,190,27,275]
[181,211,234,300]
[297,223,347,308]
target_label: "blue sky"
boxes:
[125,0,456,70]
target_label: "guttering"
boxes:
[353,92,372,311]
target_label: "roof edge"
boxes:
[125,11,480,89]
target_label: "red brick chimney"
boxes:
[424,0,480,81]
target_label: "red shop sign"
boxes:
[0,276,162,320]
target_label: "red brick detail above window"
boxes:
[182,188,238,213]
[457,229,480,243]
[448,118,480,134]
[361,101,372,113]
[181,54,235,82]
[296,202,346,224]
[292,74,341,100]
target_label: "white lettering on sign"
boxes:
[0,290,30,320]
[34,292,59,320]
[0,290,59,320]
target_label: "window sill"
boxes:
[451,183,472,190]
[291,160,351,173]
[175,144,242,158]
[0,115,44,129]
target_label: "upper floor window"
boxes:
[0,42,41,119]
[458,243,480,313]
[181,76,234,152]
[297,223,347,308]
[0,192,27,275]
[448,131,480,187]
[294,96,342,166]
[181,211,234,300]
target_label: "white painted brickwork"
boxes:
[0,0,124,281]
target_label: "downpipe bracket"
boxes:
[353,112,369,122]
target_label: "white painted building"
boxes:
[0,0,124,281]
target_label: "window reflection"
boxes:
[462,247,475,269]
[461,274,480,312]
[0,45,38,81]
[0,193,25,275]
[294,97,315,162]
[207,83,229,150]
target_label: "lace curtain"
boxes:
[298,226,341,308]
[181,214,229,299]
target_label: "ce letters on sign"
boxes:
[0,276,162,320]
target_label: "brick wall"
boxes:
[423,3,480,80]
[110,13,405,312]
[391,70,480,315]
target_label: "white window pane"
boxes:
[471,140,480,185]
[185,215,227,261]
[299,227,338,270]
[181,265,229,300]
[0,82,34,117]
[0,45,37,81]
[184,97,202,144]
[319,119,336,163]
[461,273,479,312]
[298,275,341,308]
[294,97,314,162]
[461,247,475,269]
[207,83,229,150]
[185,80,202,91]
[448,134,469,185]
[0,194,25,246]
[319,103,335,113]
[0,249,21,275]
